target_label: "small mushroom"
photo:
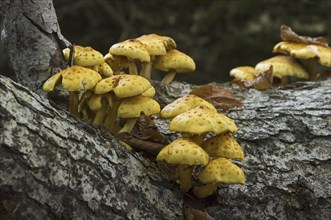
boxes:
[104,53,129,75]
[229,66,256,81]
[193,157,245,198]
[160,94,216,119]
[201,132,245,160]
[136,34,176,79]
[255,55,309,85]
[109,39,150,75]
[169,105,238,144]
[43,66,102,116]
[117,95,160,133]
[153,49,196,84]
[157,138,209,192]
[63,45,104,67]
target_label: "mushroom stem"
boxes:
[304,58,317,80]
[193,182,220,198]
[69,91,79,116]
[280,76,289,86]
[161,70,177,85]
[118,118,138,133]
[104,98,121,134]
[140,61,153,79]
[93,99,108,125]
[128,58,138,75]
[177,164,194,192]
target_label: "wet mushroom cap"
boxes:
[153,49,196,73]
[202,133,245,160]
[198,157,245,184]
[169,105,238,135]
[273,41,331,67]
[109,39,151,62]
[255,55,309,79]
[156,138,209,166]
[229,66,256,81]
[117,95,160,118]
[63,45,104,66]
[160,94,217,119]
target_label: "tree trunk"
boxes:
[0,0,68,94]
[1,75,330,219]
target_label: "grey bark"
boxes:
[0,0,68,93]
[1,74,331,220]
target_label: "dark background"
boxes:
[1,0,330,84]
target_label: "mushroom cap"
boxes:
[136,34,177,56]
[273,41,331,67]
[94,74,152,98]
[63,45,104,66]
[109,39,151,62]
[229,66,256,81]
[61,66,102,91]
[169,105,238,135]
[255,55,309,79]
[156,138,209,166]
[43,66,102,92]
[160,94,217,119]
[153,49,196,73]
[117,95,160,118]
[141,86,156,97]
[104,53,129,70]
[198,157,245,184]
[202,133,245,160]
[90,62,113,77]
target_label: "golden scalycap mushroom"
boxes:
[94,74,152,98]
[117,95,160,118]
[104,53,129,72]
[169,105,238,135]
[255,55,309,79]
[42,66,102,92]
[153,49,195,73]
[156,138,209,166]
[273,41,331,67]
[63,45,104,66]
[160,94,216,119]
[198,157,245,185]
[229,66,256,81]
[141,86,156,97]
[109,39,151,62]
[90,62,113,77]
[136,34,177,55]
[202,133,245,160]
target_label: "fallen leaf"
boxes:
[189,84,243,110]
[280,24,329,47]
[232,66,273,90]
[184,207,215,220]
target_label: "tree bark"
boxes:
[0,0,68,94]
[1,74,330,219]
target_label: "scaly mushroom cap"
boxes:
[63,45,104,66]
[255,55,309,79]
[117,95,160,118]
[90,62,113,77]
[160,94,216,119]
[109,39,151,62]
[202,133,245,160]
[104,53,129,71]
[94,74,152,98]
[229,66,256,81]
[198,157,245,184]
[169,105,238,135]
[42,66,102,92]
[153,49,196,73]
[273,41,331,67]
[156,138,209,166]
[136,34,177,56]
[141,86,156,97]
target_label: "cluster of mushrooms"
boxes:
[42,33,246,198]
[230,25,331,85]
[157,94,245,198]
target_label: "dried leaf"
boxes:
[280,24,329,47]
[184,208,215,220]
[189,84,243,110]
[136,113,168,143]
[232,66,273,90]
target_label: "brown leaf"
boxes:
[189,84,243,110]
[136,113,168,143]
[232,66,273,90]
[184,207,215,220]
[280,24,329,47]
